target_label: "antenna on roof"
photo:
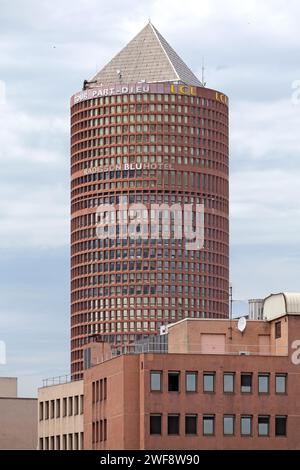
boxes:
[202,57,207,87]
[116,69,122,81]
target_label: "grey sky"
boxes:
[0,0,300,396]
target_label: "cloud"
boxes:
[0,182,68,248]
[231,98,300,163]
[231,168,300,244]
[0,93,69,249]
[0,102,68,164]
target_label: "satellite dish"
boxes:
[160,325,168,336]
[238,316,247,333]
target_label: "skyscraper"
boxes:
[70,23,229,379]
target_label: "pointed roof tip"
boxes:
[89,23,203,88]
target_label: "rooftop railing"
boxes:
[42,343,288,386]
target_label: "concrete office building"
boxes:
[0,377,37,450]
[70,22,229,379]
[83,293,300,450]
[38,379,84,450]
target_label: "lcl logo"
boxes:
[215,91,228,105]
[170,84,197,96]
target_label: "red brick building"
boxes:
[70,22,229,379]
[83,293,300,450]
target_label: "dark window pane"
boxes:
[241,374,252,393]
[185,415,197,435]
[203,373,215,392]
[275,416,287,436]
[258,416,269,436]
[168,372,180,392]
[168,415,180,435]
[224,373,234,393]
[258,375,269,393]
[241,416,252,436]
[275,321,281,339]
[223,416,234,435]
[150,415,161,435]
[203,416,214,435]
[150,371,161,391]
[186,372,197,392]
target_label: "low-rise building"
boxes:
[83,293,300,450]
[0,377,37,450]
[38,293,300,450]
[38,378,84,450]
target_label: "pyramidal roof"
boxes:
[89,22,203,87]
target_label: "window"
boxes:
[186,372,197,392]
[39,438,43,450]
[276,374,287,394]
[74,433,79,450]
[56,399,60,418]
[258,374,269,394]
[185,415,197,435]
[92,381,96,403]
[223,415,235,436]
[241,416,252,436]
[203,415,215,436]
[83,347,92,369]
[258,416,270,436]
[45,401,49,420]
[150,414,162,435]
[104,378,107,400]
[63,397,67,417]
[99,420,103,442]
[74,396,79,415]
[275,321,281,339]
[203,373,215,392]
[50,400,55,419]
[104,419,107,441]
[39,402,43,421]
[168,414,180,435]
[241,373,252,393]
[68,397,73,416]
[275,416,287,437]
[168,371,180,392]
[150,371,162,391]
[223,373,235,393]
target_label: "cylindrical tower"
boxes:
[70,23,229,379]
